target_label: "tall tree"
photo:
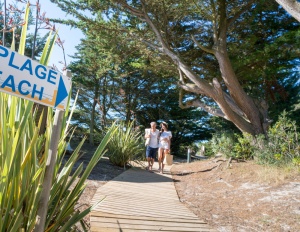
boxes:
[69,34,120,144]
[68,23,213,149]
[51,0,300,136]
[68,19,170,143]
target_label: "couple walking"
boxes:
[144,121,172,174]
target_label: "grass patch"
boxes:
[256,165,300,185]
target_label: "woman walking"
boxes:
[158,122,172,174]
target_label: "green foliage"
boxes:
[0,93,116,231]
[68,27,212,149]
[254,112,300,166]
[0,3,116,231]
[0,2,47,58]
[0,97,40,231]
[210,132,238,159]
[51,0,300,136]
[209,112,300,167]
[106,120,144,169]
[209,132,254,160]
[233,133,254,160]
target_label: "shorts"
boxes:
[146,146,158,159]
[159,141,169,149]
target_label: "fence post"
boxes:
[187,148,191,163]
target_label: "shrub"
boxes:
[106,120,144,169]
[210,132,237,158]
[233,133,254,160]
[209,112,300,167]
[254,112,300,166]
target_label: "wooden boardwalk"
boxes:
[90,162,215,232]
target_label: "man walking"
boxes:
[145,122,159,171]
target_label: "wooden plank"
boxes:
[93,182,176,191]
[90,162,215,231]
[91,221,212,232]
[92,195,180,205]
[93,199,190,211]
[92,195,196,216]
[91,208,196,219]
[91,217,208,228]
[91,227,215,232]
[91,212,205,223]
[91,190,179,201]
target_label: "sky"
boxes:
[37,0,83,71]
[6,0,84,72]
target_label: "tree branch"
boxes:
[116,0,145,18]
[227,0,256,26]
[178,68,185,83]
[178,82,206,95]
[140,39,164,52]
[178,90,226,118]
[212,78,248,120]
[178,80,246,119]
[275,0,300,22]
[191,35,215,54]
[211,78,255,133]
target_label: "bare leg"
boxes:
[150,157,154,170]
[148,158,153,170]
[147,157,151,170]
[158,148,163,170]
[161,150,165,174]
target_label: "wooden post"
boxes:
[200,145,205,156]
[34,70,71,232]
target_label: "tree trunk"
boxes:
[89,82,100,145]
[275,0,300,22]
[214,48,265,135]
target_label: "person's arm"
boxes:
[156,130,160,143]
[168,132,172,152]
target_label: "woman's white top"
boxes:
[159,131,172,149]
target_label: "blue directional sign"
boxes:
[0,45,71,110]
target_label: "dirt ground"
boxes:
[72,143,300,231]
[172,158,300,232]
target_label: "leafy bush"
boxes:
[254,112,300,166]
[210,132,237,158]
[232,133,254,160]
[209,132,256,160]
[209,112,300,167]
[106,120,145,169]
[198,142,215,157]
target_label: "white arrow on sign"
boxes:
[0,45,71,110]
